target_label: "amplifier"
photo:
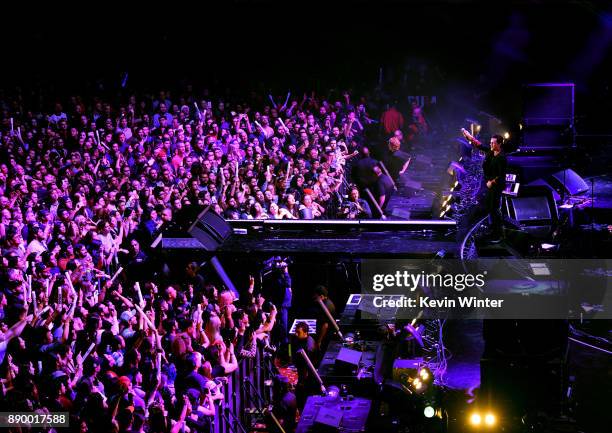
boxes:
[318,341,378,395]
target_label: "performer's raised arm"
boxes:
[461,128,482,148]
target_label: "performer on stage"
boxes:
[462,129,507,242]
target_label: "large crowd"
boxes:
[0,85,430,433]
[0,88,337,433]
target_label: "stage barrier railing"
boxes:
[208,345,278,433]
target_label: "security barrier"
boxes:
[208,346,278,433]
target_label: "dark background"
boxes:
[2,1,612,132]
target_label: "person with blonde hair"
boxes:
[388,136,402,153]
[386,137,412,179]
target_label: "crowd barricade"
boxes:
[210,345,277,433]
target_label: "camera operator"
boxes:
[340,186,372,219]
[261,258,293,350]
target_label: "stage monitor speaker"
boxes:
[335,347,362,374]
[505,185,558,226]
[523,83,574,121]
[550,169,588,196]
[187,206,232,251]
[314,407,343,429]
[163,204,203,235]
[526,179,561,202]
[298,396,371,433]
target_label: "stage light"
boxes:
[424,405,435,418]
[413,378,422,390]
[485,413,496,426]
[420,369,429,380]
[470,413,482,426]
[450,182,462,192]
[503,132,510,140]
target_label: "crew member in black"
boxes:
[292,321,320,407]
[462,129,507,242]
[372,164,395,218]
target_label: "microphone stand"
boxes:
[379,161,397,191]
[219,403,248,433]
[364,188,386,220]
[243,379,286,433]
[296,349,326,394]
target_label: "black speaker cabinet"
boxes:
[187,206,232,251]
[521,124,573,150]
[550,168,588,196]
[523,83,574,121]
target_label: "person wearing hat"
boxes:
[46,370,73,412]
[35,260,51,278]
[120,310,138,339]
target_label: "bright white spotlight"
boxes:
[424,405,435,418]
[503,132,510,140]
[485,413,496,426]
[470,413,482,426]
[419,369,429,380]
[413,378,422,390]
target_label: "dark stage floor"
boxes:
[443,320,483,393]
